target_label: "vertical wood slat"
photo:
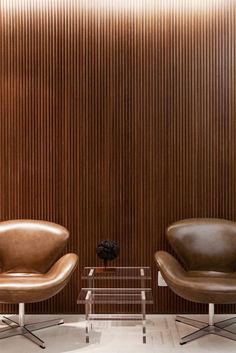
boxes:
[0,0,236,314]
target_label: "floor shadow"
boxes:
[0,315,102,353]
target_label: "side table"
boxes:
[77,266,153,343]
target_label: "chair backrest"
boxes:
[0,220,69,274]
[167,218,236,272]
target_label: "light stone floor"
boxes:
[1,314,236,353]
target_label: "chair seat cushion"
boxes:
[0,253,78,303]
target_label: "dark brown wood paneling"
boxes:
[0,0,236,314]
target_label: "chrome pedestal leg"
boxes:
[25,318,64,332]
[215,317,236,329]
[180,326,209,345]
[2,316,19,327]
[0,303,64,349]
[176,316,208,329]
[176,304,236,345]
[23,326,46,349]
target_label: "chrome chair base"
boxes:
[0,315,64,349]
[176,315,236,345]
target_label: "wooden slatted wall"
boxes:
[0,0,236,313]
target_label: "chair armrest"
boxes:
[46,253,78,281]
[154,251,186,285]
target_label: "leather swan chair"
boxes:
[155,218,236,345]
[0,220,78,349]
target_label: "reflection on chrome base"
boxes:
[0,303,64,349]
[176,304,236,345]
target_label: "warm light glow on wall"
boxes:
[85,0,229,11]
[1,0,231,12]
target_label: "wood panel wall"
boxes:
[0,0,236,314]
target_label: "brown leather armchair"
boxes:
[155,218,236,345]
[0,220,78,349]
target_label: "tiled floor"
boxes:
[1,314,236,353]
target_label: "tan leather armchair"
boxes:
[155,218,236,345]
[0,220,78,349]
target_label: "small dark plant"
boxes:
[96,240,119,268]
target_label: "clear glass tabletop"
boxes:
[77,288,153,305]
[82,266,151,280]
